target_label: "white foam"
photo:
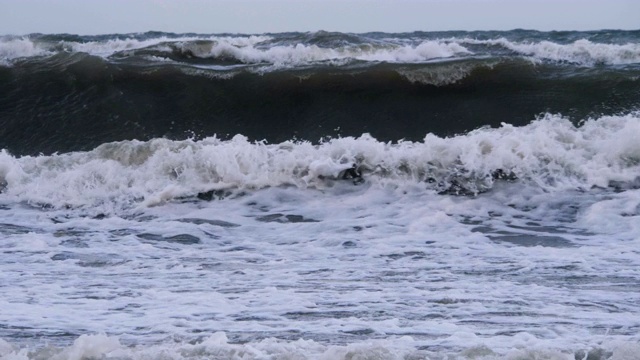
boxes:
[1,333,640,359]
[53,334,120,360]
[2,116,640,358]
[66,37,180,57]
[3,31,640,72]
[65,35,272,58]
[396,62,476,85]
[0,339,14,357]
[185,40,470,69]
[0,37,51,64]
[1,113,639,211]
[1,34,471,68]
[577,188,640,236]
[54,33,471,66]
[5,34,638,69]
[462,38,640,65]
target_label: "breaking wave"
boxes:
[1,113,639,211]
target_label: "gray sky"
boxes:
[1,0,638,35]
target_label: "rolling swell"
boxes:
[0,31,639,155]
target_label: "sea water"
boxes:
[1,30,640,359]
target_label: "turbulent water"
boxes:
[1,30,640,359]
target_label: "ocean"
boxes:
[0,30,639,359]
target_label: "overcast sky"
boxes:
[1,0,638,35]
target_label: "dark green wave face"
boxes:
[1,30,639,155]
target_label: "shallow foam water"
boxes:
[1,177,640,359]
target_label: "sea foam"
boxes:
[2,32,639,69]
[2,333,640,360]
[0,37,51,64]
[462,37,640,65]
[1,113,638,211]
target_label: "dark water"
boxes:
[1,30,639,155]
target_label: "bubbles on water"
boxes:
[0,113,639,212]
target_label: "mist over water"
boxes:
[1,30,640,359]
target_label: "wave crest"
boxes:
[1,113,639,210]
[462,37,640,65]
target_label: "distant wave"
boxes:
[0,30,638,157]
[2,30,640,68]
[2,332,640,360]
[1,43,639,155]
[82,36,640,67]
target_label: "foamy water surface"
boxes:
[1,115,640,359]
